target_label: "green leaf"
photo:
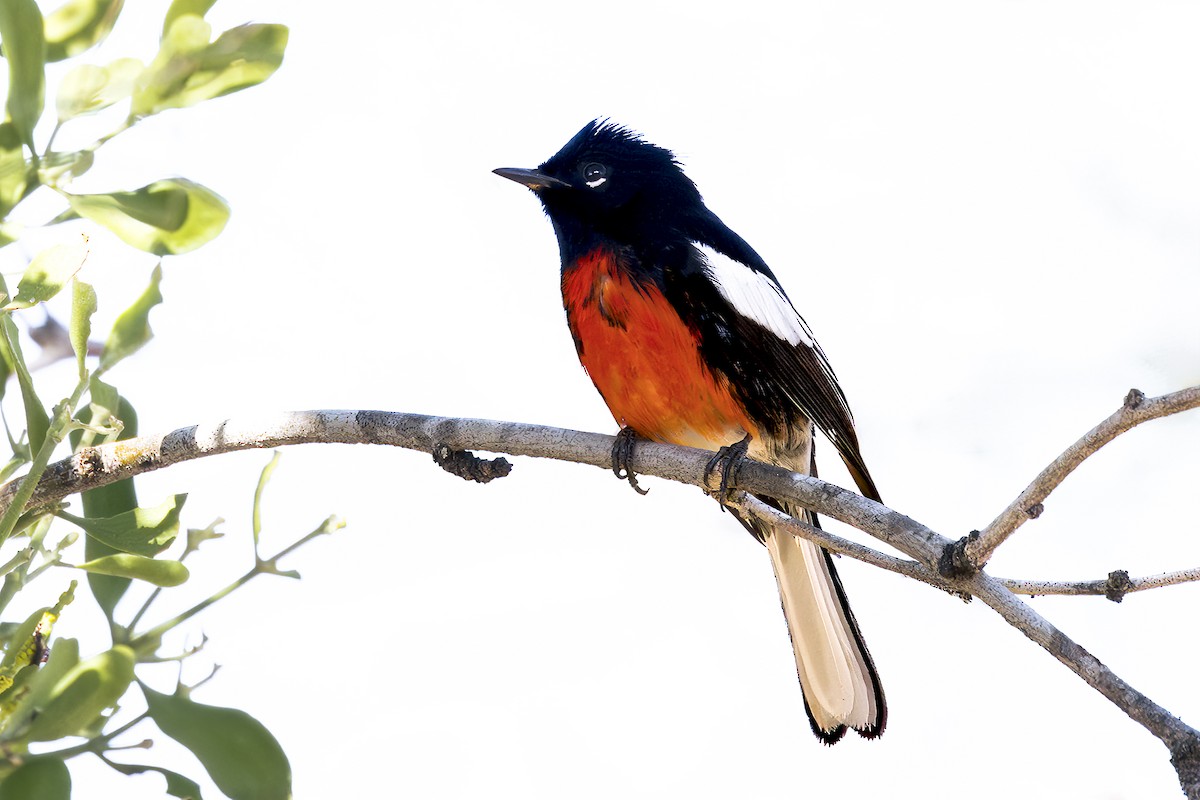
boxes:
[4,240,88,310]
[132,18,287,118]
[0,274,8,400]
[84,538,127,619]
[0,225,18,249]
[105,762,204,799]
[0,315,49,450]
[43,0,124,62]
[67,179,229,255]
[0,637,79,739]
[55,57,141,121]
[185,517,223,554]
[23,645,134,741]
[74,553,189,587]
[0,757,70,799]
[0,122,26,220]
[59,493,186,557]
[70,277,97,379]
[86,374,118,414]
[0,0,46,151]
[36,145,93,186]
[98,263,161,373]
[252,451,280,550]
[75,392,138,622]
[0,605,49,675]
[162,0,215,37]
[143,685,291,800]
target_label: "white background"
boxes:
[4,1,1199,797]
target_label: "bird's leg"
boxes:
[705,432,753,507]
[611,426,649,495]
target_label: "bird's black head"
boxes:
[495,120,707,253]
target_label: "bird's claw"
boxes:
[705,432,752,508]
[611,427,649,495]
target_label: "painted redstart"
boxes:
[495,121,885,743]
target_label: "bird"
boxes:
[494,120,885,744]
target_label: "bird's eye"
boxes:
[582,162,609,189]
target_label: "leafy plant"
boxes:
[0,2,323,797]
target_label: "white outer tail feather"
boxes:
[764,516,880,735]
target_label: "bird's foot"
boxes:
[705,432,753,508]
[611,427,649,495]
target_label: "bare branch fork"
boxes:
[1,386,1198,795]
[965,386,1200,569]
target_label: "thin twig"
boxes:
[968,386,1200,569]
[29,711,151,763]
[730,493,962,596]
[1002,567,1200,601]
[129,515,341,649]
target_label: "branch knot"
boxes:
[1105,569,1134,603]
[939,531,982,578]
[432,444,511,484]
[1124,388,1146,410]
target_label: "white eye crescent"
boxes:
[582,162,609,188]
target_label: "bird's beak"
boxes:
[493,167,570,191]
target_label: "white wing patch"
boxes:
[697,244,814,348]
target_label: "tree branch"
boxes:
[967,386,1200,569]
[1,407,1197,795]
[729,493,965,597]
[966,571,1200,794]
[1001,567,1200,601]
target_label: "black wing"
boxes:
[667,216,881,502]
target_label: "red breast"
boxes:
[562,249,757,450]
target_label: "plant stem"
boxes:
[129,517,338,649]
[0,375,90,548]
[133,570,257,648]
[32,711,151,762]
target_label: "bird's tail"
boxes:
[764,502,886,744]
